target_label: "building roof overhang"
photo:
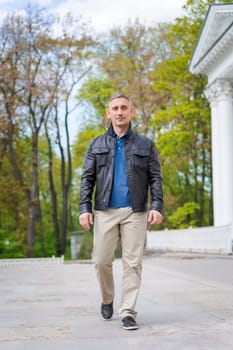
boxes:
[189,3,233,80]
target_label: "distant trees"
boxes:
[0,5,94,257]
[77,2,212,230]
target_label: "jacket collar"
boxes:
[106,122,134,138]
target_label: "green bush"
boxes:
[77,232,93,259]
[168,202,200,229]
[0,229,26,258]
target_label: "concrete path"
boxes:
[0,252,233,350]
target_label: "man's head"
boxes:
[106,93,134,135]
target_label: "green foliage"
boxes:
[79,77,116,119]
[73,125,105,169]
[37,224,56,258]
[149,3,212,228]
[0,229,26,258]
[168,202,200,228]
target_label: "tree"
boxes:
[0,6,64,256]
[43,14,94,256]
[79,19,171,137]
[149,0,215,228]
[0,5,94,257]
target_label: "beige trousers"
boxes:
[92,207,147,319]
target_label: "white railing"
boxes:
[146,224,233,254]
[0,256,64,267]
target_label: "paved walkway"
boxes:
[0,252,233,350]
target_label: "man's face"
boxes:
[107,97,133,129]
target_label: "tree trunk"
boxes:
[45,122,62,256]
[56,100,72,255]
[27,132,39,257]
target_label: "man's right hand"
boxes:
[79,212,93,231]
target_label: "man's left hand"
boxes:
[148,210,163,225]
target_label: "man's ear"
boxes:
[131,106,135,115]
[106,108,111,119]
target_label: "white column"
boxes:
[205,79,233,226]
[205,85,221,225]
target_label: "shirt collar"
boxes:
[114,130,129,139]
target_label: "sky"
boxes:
[0,0,187,33]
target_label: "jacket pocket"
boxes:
[92,147,109,167]
[132,149,150,169]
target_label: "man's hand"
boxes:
[79,212,93,231]
[148,210,163,225]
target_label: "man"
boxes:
[79,93,163,330]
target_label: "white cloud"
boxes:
[53,0,186,32]
[0,0,186,32]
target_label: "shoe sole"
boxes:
[100,313,113,321]
[122,325,139,330]
[121,321,139,330]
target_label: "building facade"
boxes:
[189,3,233,226]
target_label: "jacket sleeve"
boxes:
[148,142,163,213]
[79,140,96,215]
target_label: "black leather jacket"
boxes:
[79,124,163,214]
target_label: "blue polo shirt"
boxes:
[108,134,131,208]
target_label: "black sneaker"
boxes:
[101,301,113,320]
[121,316,139,330]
